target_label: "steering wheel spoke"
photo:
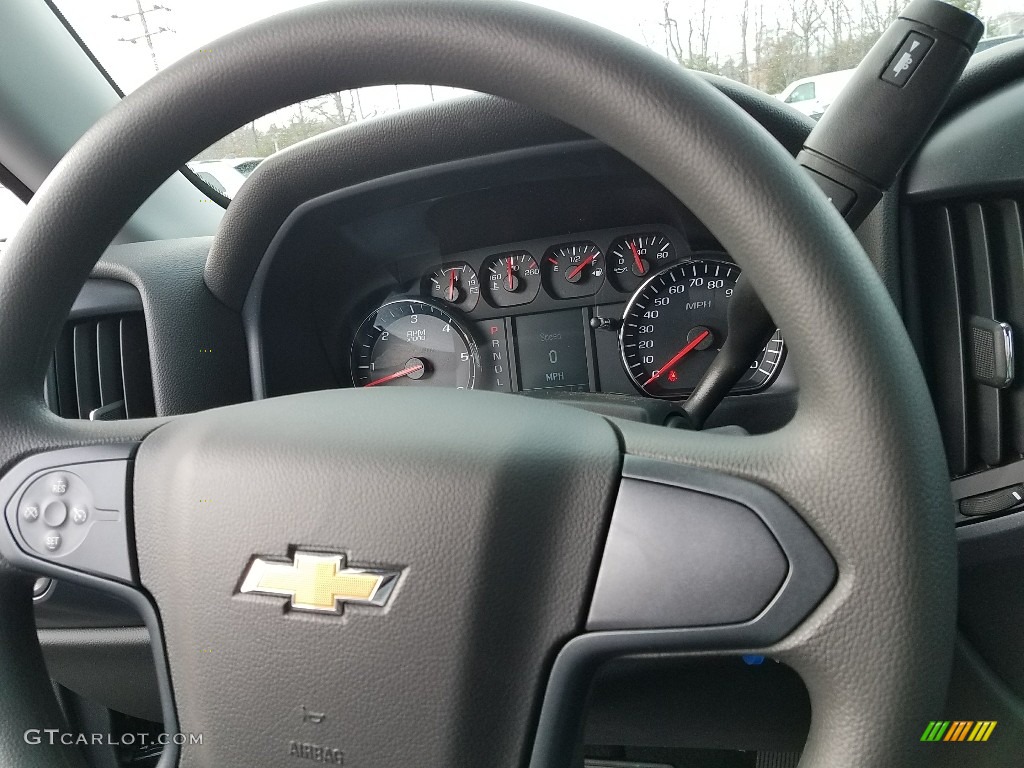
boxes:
[589,454,835,638]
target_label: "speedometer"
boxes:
[619,258,784,399]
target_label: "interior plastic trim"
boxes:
[905,80,1024,200]
[530,455,836,768]
[68,279,143,322]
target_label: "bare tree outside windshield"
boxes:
[55,0,1023,196]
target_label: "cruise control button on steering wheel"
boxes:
[1,446,135,583]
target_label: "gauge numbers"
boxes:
[608,233,676,292]
[351,300,478,390]
[543,241,605,298]
[619,259,784,399]
[482,251,541,307]
[425,262,479,312]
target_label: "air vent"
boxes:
[44,313,155,421]
[909,198,1024,476]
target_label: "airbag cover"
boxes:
[132,388,620,768]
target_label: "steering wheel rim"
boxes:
[0,2,953,767]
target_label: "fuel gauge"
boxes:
[543,241,605,299]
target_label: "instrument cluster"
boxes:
[348,225,784,399]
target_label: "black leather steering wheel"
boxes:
[0,2,955,767]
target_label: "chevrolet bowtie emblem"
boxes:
[240,552,400,614]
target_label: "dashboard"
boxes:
[351,225,784,400]
[253,148,793,424]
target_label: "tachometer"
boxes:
[619,259,783,399]
[350,300,477,390]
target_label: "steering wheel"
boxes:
[0,1,955,767]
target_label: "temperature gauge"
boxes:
[425,262,479,312]
[608,232,676,292]
[482,251,541,307]
[543,241,605,299]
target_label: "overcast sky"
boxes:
[60,0,1019,86]
[58,0,678,103]
[52,0,1021,130]
[63,0,697,91]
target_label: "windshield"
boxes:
[54,0,1021,197]
[0,184,27,248]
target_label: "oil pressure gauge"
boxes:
[608,232,676,292]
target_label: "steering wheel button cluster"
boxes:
[13,470,95,556]
[43,501,67,527]
[3,453,134,582]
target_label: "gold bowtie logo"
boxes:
[240,552,400,614]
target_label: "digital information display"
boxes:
[514,309,590,391]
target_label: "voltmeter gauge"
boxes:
[425,262,480,312]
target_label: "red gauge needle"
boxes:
[363,362,425,388]
[447,269,457,302]
[628,241,645,273]
[644,329,711,390]
[506,257,515,291]
[566,253,596,281]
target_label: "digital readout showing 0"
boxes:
[514,309,590,391]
